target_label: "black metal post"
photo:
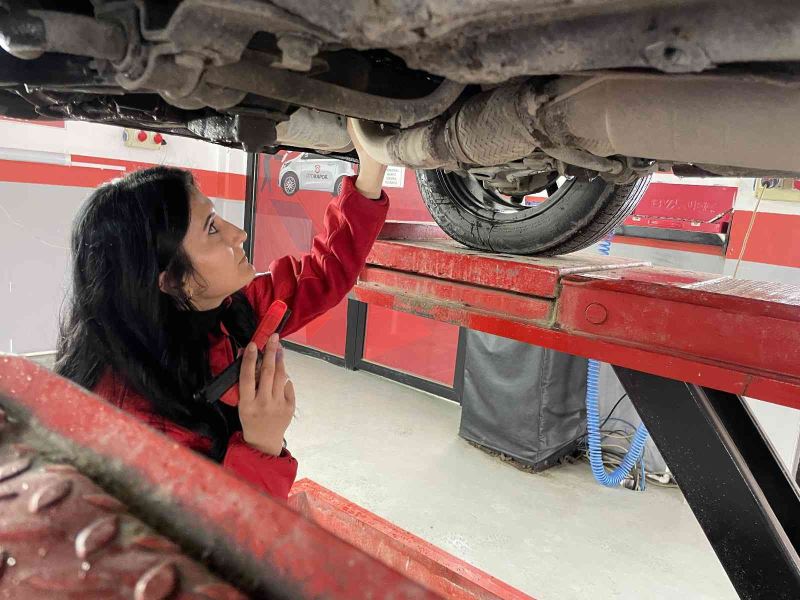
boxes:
[452,327,468,404]
[282,339,345,368]
[795,430,800,489]
[243,152,258,260]
[344,298,368,371]
[613,366,800,600]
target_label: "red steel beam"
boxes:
[0,356,443,600]
[355,238,800,409]
[367,237,648,298]
[290,480,535,600]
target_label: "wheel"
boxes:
[416,169,651,255]
[281,172,299,196]
[333,176,345,197]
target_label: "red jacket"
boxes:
[93,176,389,500]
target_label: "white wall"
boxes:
[0,182,84,354]
[0,120,247,354]
[0,120,247,174]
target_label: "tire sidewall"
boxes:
[333,176,345,197]
[281,172,299,196]
[416,169,648,255]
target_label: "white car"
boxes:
[279,153,356,197]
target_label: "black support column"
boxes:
[614,366,800,600]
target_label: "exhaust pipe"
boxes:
[349,73,800,175]
[350,83,539,169]
[537,74,800,174]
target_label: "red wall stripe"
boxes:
[0,117,65,128]
[0,155,246,201]
[0,159,118,189]
[726,210,800,268]
[70,155,246,201]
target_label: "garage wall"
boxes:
[0,118,247,354]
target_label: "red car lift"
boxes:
[0,357,532,599]
[1,222,799,599]
[351,222,800,600]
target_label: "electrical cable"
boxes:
[732,180,766,279]
[601,417,641,432]
[600,393,627,430]
[572,393,629,448]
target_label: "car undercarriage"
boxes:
[3,0,800,253]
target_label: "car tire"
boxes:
[415,169,651,255]
[281,172,299,196]
[333,176,345,197]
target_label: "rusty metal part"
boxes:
[188,113,278,152]
[443,83,538,166]
[348,83,538,169]
[349,119,445,168]
[133,0,335,67]
[272,0,703,50]
[164,81,247,111]
[116,43,202,97]
[394,1,800,83]
[6,0,800,178]
[204,57,466,128]
[346,69,800,178]
[0,357,442,599]
[275,108,353,152]
[0,9,127,61]
[539,146,624,176]
[276,33,321,71]
[672,163,800,179]
[9,0,800,84]
[356,229,800,407]
[109,0,336,111]
[536,73,800,173]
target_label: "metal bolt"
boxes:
[585,303,608,325]
[643,40,712,73]
[276,34,320,72]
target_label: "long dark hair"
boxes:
[55,166,256,460]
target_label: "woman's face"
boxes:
[179,187,256,310]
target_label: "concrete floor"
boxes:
[284,350,738,600]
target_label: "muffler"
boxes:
[349,73,800,175]
[537,74,800,174]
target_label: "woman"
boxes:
[55,121,389,500]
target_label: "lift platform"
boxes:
[0,357,532,600]
[350,222,800,600]
[1,224,799,599]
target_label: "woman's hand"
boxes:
[348,117,388,199]
[238,334,296,456]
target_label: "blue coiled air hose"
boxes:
[586,236,649,487]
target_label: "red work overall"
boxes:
[93,176,389,500]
